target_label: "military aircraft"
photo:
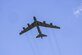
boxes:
[19,16,60,38]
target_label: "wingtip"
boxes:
[59,27,60,29]
[19,32,22,35]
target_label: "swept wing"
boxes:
[37,21,60,29]
[19,22,36,35]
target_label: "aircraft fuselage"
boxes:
[33,17,42,34]
[33,16,47,38]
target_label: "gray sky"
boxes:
[0,0,82,55]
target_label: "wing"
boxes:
[19,22,36,35]
[37,21,60,29]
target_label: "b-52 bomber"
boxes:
[19,16,60,38]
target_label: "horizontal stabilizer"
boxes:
[36,34,47,38]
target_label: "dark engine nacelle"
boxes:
[27,24,30,27]
[23,27,25,30]
[43,21,46,24]
[50,23,53,25]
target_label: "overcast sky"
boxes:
[0,0,82,55]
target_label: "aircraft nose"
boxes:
[33,16,36,19]
[33,16,37,21]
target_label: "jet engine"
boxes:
[43,21,46,24]
[23,27,25,30]
[50,23,53,25]
[27,24,30,27]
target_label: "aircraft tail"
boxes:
[36,34,47,38]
